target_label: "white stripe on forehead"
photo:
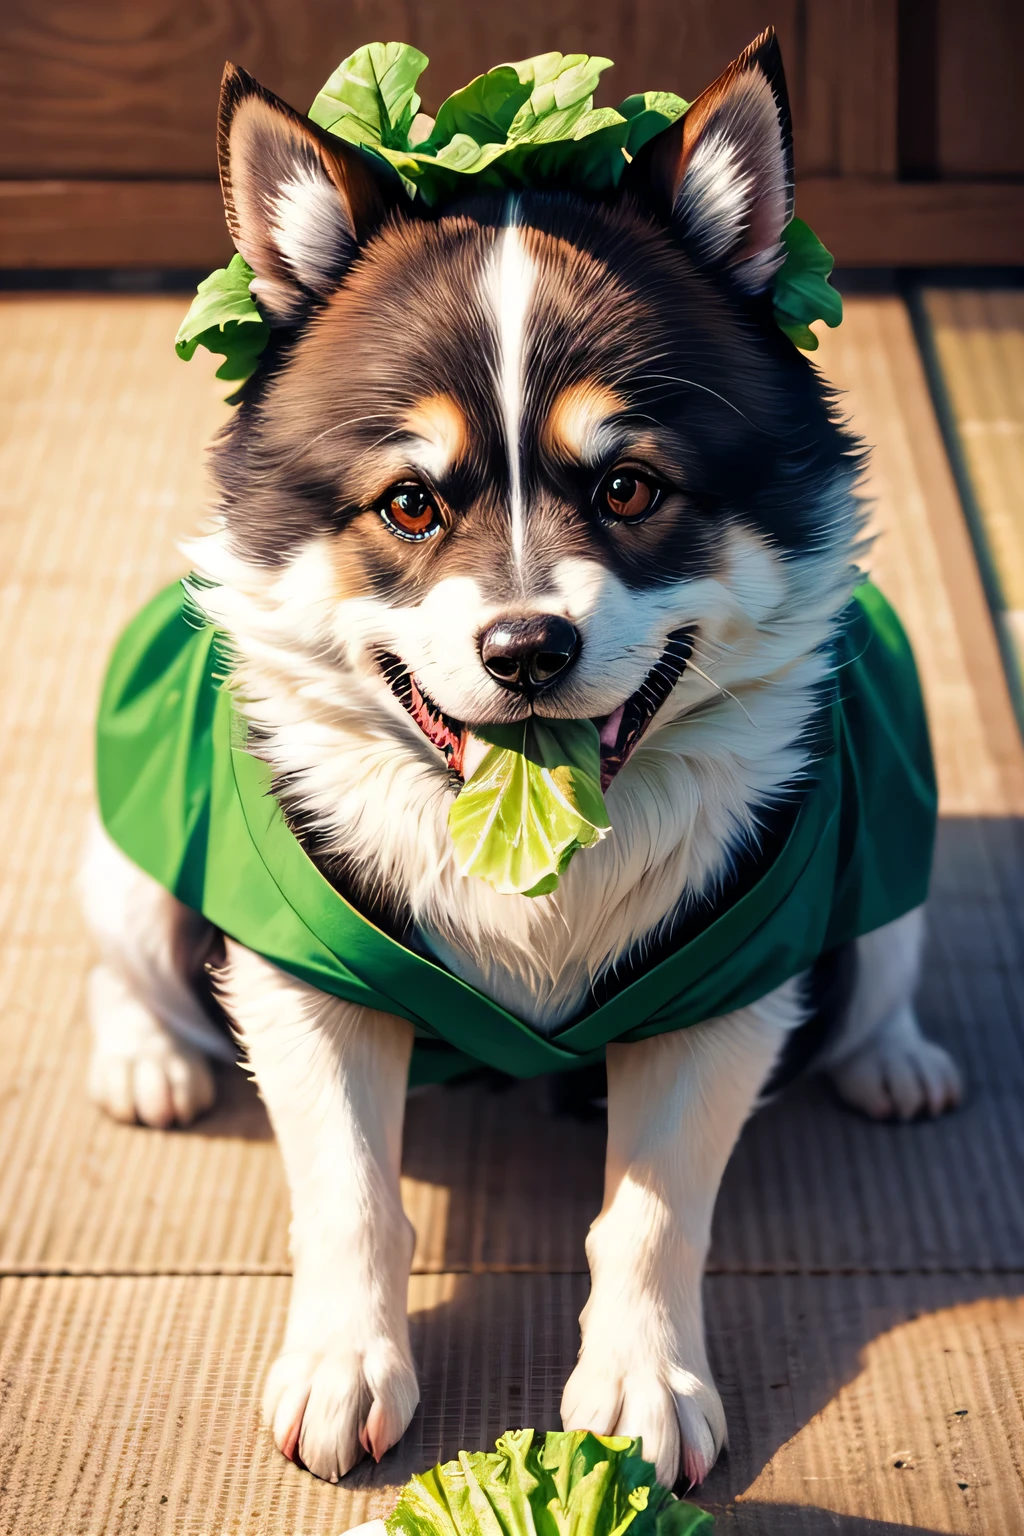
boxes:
[484,202,537,570]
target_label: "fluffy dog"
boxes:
[80,32,961,1489]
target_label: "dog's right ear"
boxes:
[218,63,399,324]
[626,29,794,295]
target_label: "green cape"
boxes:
[96,581,935,1084]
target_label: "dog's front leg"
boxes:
[562,983,801,1489]
[220,941,418,1482]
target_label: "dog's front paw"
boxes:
[561,1335,725,1489]
[264,1338,419,1482]
[830,1006,962,1121]
[88,1039,216,1129]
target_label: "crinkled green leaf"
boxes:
[618,90,689,157]
[432,134,509,172]
[505,52,614,143]
[378,50,630,204]
[619,89,689,122]
[426,65,533,148]
[177,46,840,386]
[384,1429,713,1536]
[378,122,633,207]
[775,318,820,350]
[308,41,428,149]
[174,253,269,382]
[448,719,609,897]
[772,217,843,352]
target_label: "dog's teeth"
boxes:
[598,631,694,785]
[447,729,467,778]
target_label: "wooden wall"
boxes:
[1,0,1021,268]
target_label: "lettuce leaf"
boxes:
[617,90,689,157]
[363,51,632,206]
[772,217,843,351]
[173,253,268,383]
[177,45,839,381]
[426,64,533,147]
[505,53,615,142]
[309,41,428,150]
[448,719,610,897]
[384,1429,713,1536]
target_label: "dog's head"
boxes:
[200,32,859,798]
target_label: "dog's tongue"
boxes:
[598,704,626,753]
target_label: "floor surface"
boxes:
[0,291,1022,1534]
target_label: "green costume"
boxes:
[96,580,936,1085]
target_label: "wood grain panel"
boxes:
[798,178,1024,265]
[0,1,807,178]
[5,176,1020,270]
[937,0,1024,177]
[0,0,416,177]
[800,0,899,177]
[898,0,940,177]
[0,179,231,268]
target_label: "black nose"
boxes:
[480,614,581,693]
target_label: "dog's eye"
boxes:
[379,482,443,541]
[597,466,663,522]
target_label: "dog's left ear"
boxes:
[627,28,794,294]
[218,62,401,324]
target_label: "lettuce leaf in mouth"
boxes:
[448,718,610,898]
[383,1428,713,1536]
[177,42,841,386]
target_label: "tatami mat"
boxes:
[0,1273,584,1536]
[0,292,1022,1533]
[917,288,1024,721]
[1,1271,1019,1536]
[822,293,1024,817]
[700,1274,1024,1534]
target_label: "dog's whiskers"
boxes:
[245,413,397,482]
[630,372,758,427]
[685,659,761,729]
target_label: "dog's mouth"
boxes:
[377,628,694,790]
[377,653,469,776]
[592,628,694,789]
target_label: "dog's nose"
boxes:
[479,615,580,693]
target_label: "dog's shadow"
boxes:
[347,1065,1021,1533]
[339,1241,1010,1534]
[182,1040,1020,1529]
[186,1056,274,1139]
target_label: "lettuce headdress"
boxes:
[176,42,841,380]
[176,42,843,899]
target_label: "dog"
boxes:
[79,31,962,1490]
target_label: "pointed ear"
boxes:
[628,28,794,294]
[217,63,399,324]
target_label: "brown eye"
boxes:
[599,466,662,522]
[379,483,442,541]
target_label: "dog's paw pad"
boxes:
[263,1343,418,1482]
[88,1042,216,1128]
[561,1355,725,1489]
[830,1032,962,1121]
